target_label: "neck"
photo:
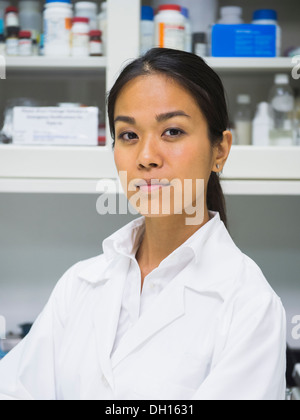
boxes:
[136,207,211,270]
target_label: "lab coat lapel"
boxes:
[92,256,130,390]
[111,280,185,369]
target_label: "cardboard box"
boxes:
[211,24,277,57]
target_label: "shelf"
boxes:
[205,57,295,73]
[4,56,107,76]
[0,145,300,195]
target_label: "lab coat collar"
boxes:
[101,211,222,265]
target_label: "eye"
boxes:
[163,128,186,138]
[118,131,139,142]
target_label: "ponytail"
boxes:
[207,172,227,228]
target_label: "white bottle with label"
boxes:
[234,95,252,145]
[269,74,295,146]
[154,4,185,51]
[252,9,281,57]
[252,102,272,146]
[140,6,154,56]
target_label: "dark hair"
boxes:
[107,48,229,227]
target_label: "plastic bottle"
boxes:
[252,10,281,57]
[98,1,107,56]
[181,7,192,53]
[43,0,73,57]
[218,6,244,24]
[89,30,102,56]
[19,0,42,44]
[71,17,89,57]
[5,25,19,56]
[192,32,207,57]
[154,4,186,51]
[0,18,5,55]
[234,95,252,146]
[140,6,154,56]
[269,74,295,146]
[294,90,300,146]
[252,102,272,147]
[19,30,32,56]
[75,1,98,30]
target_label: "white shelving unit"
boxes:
[0,0,299,196]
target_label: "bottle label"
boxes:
[89,40,102,55]
[6,38,18,56]
[158,23,185,51]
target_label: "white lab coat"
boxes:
[0,214,286,400]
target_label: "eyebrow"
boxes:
[114,111,191,125]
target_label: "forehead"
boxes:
[114,74,201,117]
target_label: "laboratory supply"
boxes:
[252,9,282,57]
[211,24,277,57]
[5,5,19,28]
[295,91,300,145]
[71,17,89,57]
[181,7,192,53]
[5,25,19,56]
[268,74,295,146]
[252,102,272,147]
[89,30,102,56]
[192,32,207,57]
[43,0,73,57]
[39,32,44,55]
[218,6,244,24]
[18,30,32,56]
[0,18,5,55]
[152,0,217,34]
[234,95,252,146]
[98,1,107,55]
[140,6,154,56]
[13,107,99,146]
[19,0,42,43]
[75,1,97,30]
[154,4,186,51]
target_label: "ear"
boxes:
[213,130,232,173]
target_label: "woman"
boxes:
[0,49,286,400]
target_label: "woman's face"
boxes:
[114,74,220,224]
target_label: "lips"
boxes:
[134,179,170,188]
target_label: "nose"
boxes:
[136,137,163,170]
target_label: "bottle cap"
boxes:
[193,33,207,44]
[158,5,182,13]
[237,95,251,105]
[141,6,154,21]
[5,6,18,13]
[19,30,31,38]
[181,7,189,19]
[90,30,102,37]
[275,74,289,85]
[253,9,278,21]
[72,17,89,24]
[220,6,242,17]
[46,0,71,4]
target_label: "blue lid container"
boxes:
[141,6,154,21]
[253,9,278,21]
[181,7,189,19]
[46,0,71,4]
